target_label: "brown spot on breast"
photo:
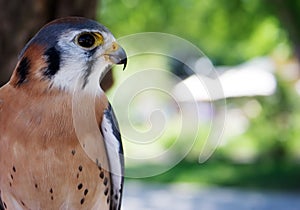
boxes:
[71,150,76,155]
[99,171,104,179]
[103,177,108,186]
[84,189,88,196]
[77,183,83,190]
[104,188,108,196]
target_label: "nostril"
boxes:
[112,43,118,51]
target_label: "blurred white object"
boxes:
[173,57,277,101]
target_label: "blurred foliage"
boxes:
[100,0,300,189]
[99,0,290,65]
[127,159,300,191]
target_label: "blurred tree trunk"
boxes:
[266,0,300,67]
[0,0,114,91]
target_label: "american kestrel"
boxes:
[0,17,126,210]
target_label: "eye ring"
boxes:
[75,32,103,49]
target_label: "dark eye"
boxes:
[76,33,96,48]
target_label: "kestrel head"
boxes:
[10,17,127,93]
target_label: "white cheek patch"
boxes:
[51,55,86,91]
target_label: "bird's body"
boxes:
[0,17,126,210]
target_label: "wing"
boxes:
[101,103,124,210]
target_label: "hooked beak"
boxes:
[106,42,127,70]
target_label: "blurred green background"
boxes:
[99,0,300,191]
